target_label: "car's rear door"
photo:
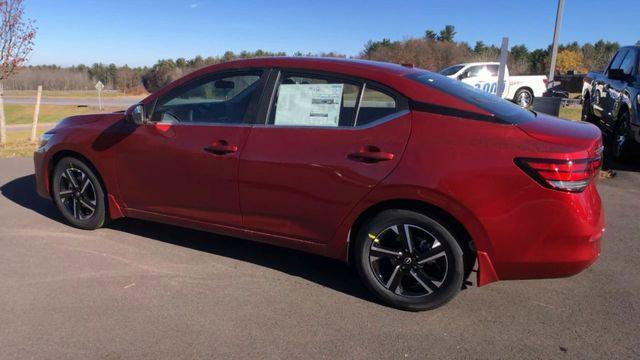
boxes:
[238,70,411,243]
[115,69,267,227]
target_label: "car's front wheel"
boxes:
[52,157,106,230]
[354,209,464,311]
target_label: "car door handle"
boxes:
[204,140,238,155]
[348,146,395,163]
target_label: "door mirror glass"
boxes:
[131,104,146,125]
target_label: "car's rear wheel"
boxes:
[52,157,106,230]
[354,209,464,311]
[514,88,534,108]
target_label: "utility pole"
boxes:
[497,37,509,97]
[547,0,565,90]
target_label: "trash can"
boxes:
[532,97,562,117]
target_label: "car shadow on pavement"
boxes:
[1,175,374,303]
[107,218,375,303]
[0,174,65,223]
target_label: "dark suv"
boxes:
[582,45,640,159]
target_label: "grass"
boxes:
[4,104,122,125]
[559,106,582,121]
[0,131,43,158]
[5,90,147,98]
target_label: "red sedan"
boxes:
[34,57,604,311]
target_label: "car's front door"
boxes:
[238,70,411,243]
[595,49,627,122]
[461,65,499,95]
[606,49,637,124]
[115,70,267,227]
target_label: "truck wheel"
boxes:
[611,111,632,161]
[514,88,534,108]
[581,95,596,124]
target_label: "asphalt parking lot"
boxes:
[0,157,638,359]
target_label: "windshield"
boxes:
[406,70,536,124]
[438,65,464,76]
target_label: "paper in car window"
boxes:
[274,84,344,126]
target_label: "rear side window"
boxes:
[270,73,360,127]
[356,87,397,126]
[267,72,406,128]
[406,70,536,124]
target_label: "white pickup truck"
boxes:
[439,62,548,108]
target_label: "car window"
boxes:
[269,73,361,127]
[356,87,397,126]
[439,65,464,76]
[153,72,262,124]
[486,65,499,76]
[608,49,628,72]
[620,50,637,76]
[465,66,484,78]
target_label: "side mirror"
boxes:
[457,73,466,80]
[127,104,147,125]
[608,68,627,81]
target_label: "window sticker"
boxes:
[274,83,344,126]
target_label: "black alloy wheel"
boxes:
[355,210,464,311]
[52,157,106,230]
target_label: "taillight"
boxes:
[543,78,548,86]
[515,155,602,192]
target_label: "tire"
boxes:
[611,111,632,161]
[354,209,464,311]
[581,95,596,124]
[514,88,534,109]
[52,157,107,230]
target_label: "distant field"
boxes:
[5,90,147,98]
[4,104,121,125]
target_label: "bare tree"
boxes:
[0,0,35,145]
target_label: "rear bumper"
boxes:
[481,183,604,284]
[33,149,51,199]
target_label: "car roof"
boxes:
[148,57,424,103]
[201,56,418,77]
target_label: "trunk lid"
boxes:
[516,113,602,153]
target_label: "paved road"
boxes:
[4,96,142,107]
[0,157,638,359]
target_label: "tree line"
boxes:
[362,26,623,76]
[3,25,631,94]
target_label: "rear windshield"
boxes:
[406,70,536,124]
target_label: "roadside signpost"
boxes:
[30,85,42,143]
[95,81,104,110]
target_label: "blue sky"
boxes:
[26,0,640,67]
